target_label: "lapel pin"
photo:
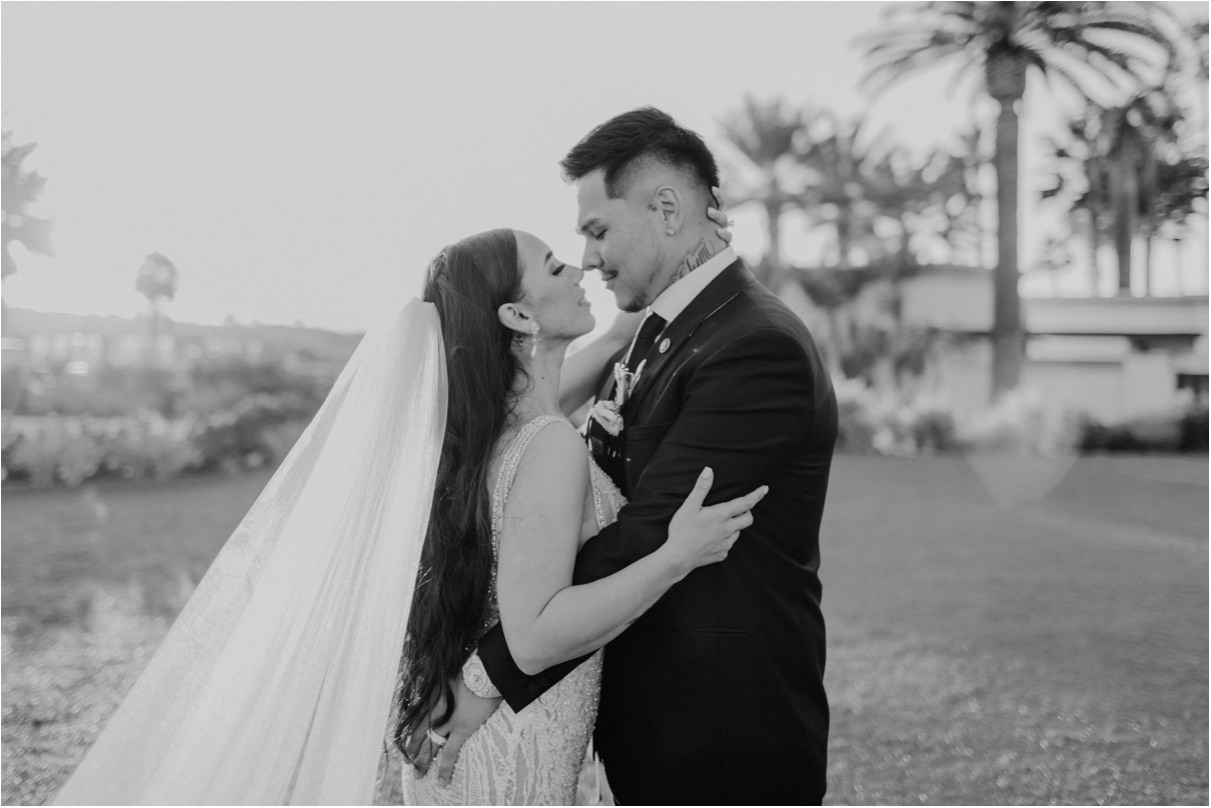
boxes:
[658,338,671,354]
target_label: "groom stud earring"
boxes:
[666,227,675,236]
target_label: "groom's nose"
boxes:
[581,245,601,272]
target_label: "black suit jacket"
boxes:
[477,261,837,805]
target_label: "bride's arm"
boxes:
[497,423,678,674]
[558,310,643,417]
[496,422,761,675]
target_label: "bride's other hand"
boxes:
[405,675,501,783]
[662,467,767,574]
[707,186,734,245]
[559,309,646,416]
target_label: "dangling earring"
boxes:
[529,320,540,358]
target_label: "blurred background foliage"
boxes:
[1,1,1207,488]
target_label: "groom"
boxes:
[445,108,835,804]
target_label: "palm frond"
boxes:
[1080,17,1177,53]
[861,42,971,95]
[1036,55,1106,109]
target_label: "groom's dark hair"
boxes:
[561,107,720,199]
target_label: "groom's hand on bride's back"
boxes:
[406,675,501,784]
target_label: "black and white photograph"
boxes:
[1,2,1208,805]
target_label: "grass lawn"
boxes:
[2,455,1207,805]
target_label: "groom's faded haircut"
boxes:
[561,107,720,199]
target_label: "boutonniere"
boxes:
[589,359,649,437]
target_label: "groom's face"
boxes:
[575,169,664,313]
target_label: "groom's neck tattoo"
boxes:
[672,238,717,284]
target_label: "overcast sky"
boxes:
[3,1,1207,333]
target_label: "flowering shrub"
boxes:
[1077,393,1208,454]
[834,380,959,456]
[834,379,881,454]
[832,381,1203,456]
[193,393,316,472]
[2,392,319,487]
[956,388,1082,455]
[4,382,1203,487]
[8,418,69,486]
[3,413,202,486]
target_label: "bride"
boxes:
[52,219,758,805]
[397,227,762,805]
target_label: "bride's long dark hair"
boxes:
[394,228,526,757]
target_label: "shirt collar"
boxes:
[649,246,737,326]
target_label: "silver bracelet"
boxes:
[462,652,502,699]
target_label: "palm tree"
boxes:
[2,132,54,333]
[799,113,899,268]
[1112,90,1183,294]
[1041,117,1113,293]
[859,1,1177,397]
[717,96,813,291]
[1044,85,1205,296]
[136,252,179,360]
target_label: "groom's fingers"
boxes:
[403,731,420,761]
[403,730,428,770]
[435,727,469,785]
[411,734,437,774]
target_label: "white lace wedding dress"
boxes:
[403,415,625,805]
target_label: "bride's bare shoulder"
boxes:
[505,418,589,498]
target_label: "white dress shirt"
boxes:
[650,245,737,325]
[624,245,738,365]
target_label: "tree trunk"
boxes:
[990,90,1024,399]
[1172,237,1185,296]
[1110,150,1138,295]
[764,198,784,292]
[1143,228,1153,296]
[836,205,852,268]
[823,306,844,376]
[1085,209,1102,296]
[146,300,161,366]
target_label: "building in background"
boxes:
[782,267,1208,423]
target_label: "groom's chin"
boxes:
[617,295,645,314]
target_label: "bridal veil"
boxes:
[54,299,447,805]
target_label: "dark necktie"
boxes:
[589,311,667,480]
[623,312,667,378]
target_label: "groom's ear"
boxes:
[651,186,683,235]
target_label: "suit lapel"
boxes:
[623,260,755,417]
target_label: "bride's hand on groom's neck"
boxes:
[706,186,734,249]
[671,187,733,284]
